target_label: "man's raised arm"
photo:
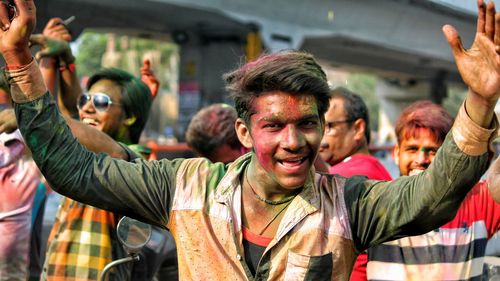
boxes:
[0,0,176,227]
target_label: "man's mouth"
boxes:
[409,168,425,176]
[82,118,99,127]
[278,156,308,167]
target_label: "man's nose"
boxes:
[415,150,431,165]
[283,125,305,151]
[80,99,96,112]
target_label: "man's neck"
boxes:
[348,141,371,159]
[353,145,371,156]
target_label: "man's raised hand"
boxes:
[443,0,500,103]
[0,0,36,66]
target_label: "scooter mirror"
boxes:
[116,216,152,254]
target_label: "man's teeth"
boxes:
[82,118,98,125]
[281,158,304,166]
[409,169,424,176]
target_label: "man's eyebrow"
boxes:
[301,114,320,120]
[259,114,319,122]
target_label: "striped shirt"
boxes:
[367,181,500,281]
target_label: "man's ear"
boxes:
[352,118,366,142]
[235,118,253,149]
[392,144,400,166]
[123,116,137,126]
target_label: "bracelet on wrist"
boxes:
[58,61,76,73]
[4,57,35,70]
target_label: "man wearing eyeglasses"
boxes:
[319,87,392,182]
[319,87,392,281]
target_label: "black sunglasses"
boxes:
[77,93,120,112]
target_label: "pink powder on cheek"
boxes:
[255,147,273,171]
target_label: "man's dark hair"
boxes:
[224,50,330,124]
[331,87,371,143]
[185,103,242,160]
[395,100,453,145]
[87,68,152,143]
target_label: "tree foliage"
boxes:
[345,73,379,131]
[74,31,178,92]
[73,32,108,81]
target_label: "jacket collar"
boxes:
[214,152,320,211]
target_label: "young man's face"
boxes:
[319,97,359,166]
[79,79,127,140]
[237,91,323,191]
[394,128,442,176]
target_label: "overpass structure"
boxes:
[38,0,498,142]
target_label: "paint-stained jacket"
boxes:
[10,61,495,281]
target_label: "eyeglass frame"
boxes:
[77,93,121,112]
[324,119,355,135]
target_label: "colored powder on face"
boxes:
[287,95,295,108]
[21,26,27,37]
[255,150,271,171]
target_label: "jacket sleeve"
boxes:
[8,59,186,228]
[344,104,496,252]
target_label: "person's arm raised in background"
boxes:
[32,17,79,119]
[140,58,159,98]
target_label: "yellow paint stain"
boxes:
[20,26,27,37]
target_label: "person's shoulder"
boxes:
[460,180,497,213]
[351,154,381,164]
[315,171,369,194]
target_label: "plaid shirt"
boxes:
[41,145,145,281]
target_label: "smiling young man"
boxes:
[1,0,500,280]
[366,101,500,281]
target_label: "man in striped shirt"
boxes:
[366,101,500,281]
